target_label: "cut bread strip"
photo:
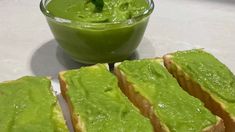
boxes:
[59,64,153,132]
[114,59,225,132]
[0,76,68,132]
[163,49,235,132]
[114,62,169,132]
[59,71,84,132]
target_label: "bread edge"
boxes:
[114,61,170,132]
[59,71,85,132]
[0,76,69,131]
[58,64,109,132]
[48,76,69,132]
[163,54,228,132]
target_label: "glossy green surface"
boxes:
[47,18,148,64]
[41,0,152,64]
[46,0,149,23]
[63,64,153,132]
[172,49,235,116]
[118,59,217,132]
[0,76,68,132]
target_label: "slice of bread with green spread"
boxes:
[114,59,224,132]
[59,64,153,132]
[163,49,235,131]
[0,76,68,132]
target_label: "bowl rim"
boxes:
[40,0,154,28]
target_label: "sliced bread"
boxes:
[114,59,224,132]
[163,49,235,131]
[0,76,68,132]
[59,64,153,132]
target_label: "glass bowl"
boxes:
[40,0,154,64]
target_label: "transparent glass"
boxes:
[40,0,154,64]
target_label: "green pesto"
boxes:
[46,0,149,23]
[63,64,153,132]
[172,49,235,116]
[118,59,217,132]
[0,76,68,132]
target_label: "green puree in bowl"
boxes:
[63,64,153,132]
[172,49,235,116]
[0,76,68,132]
[42,0,152,64]
[46,0,149,23]
[118,60,217,131]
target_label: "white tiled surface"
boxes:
[1,0,235,131]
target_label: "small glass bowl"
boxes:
[40,0,154,64]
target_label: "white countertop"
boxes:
[1,0,235,131]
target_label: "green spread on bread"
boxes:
[171,49,235,116]
[62,64,153,131]
[0,76,68,132]
[117,59,217,131]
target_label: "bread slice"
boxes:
[59,64,153,132]
[114,59,225,132]
[163,49,235,132]
[0,76,68,132]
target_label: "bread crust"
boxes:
[58,64,109,132]
[115,61,225,132]
[59,71,85,132]
[164,54,230,132]
[114,64,169,132]
[0,77,69,131]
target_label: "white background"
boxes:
[0,0,235,131]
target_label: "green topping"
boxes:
[118,59,217,132]
[88,0,104,12]
[46,0,149,23]
[172,49,235,101]
[0,76,68,132]
[63,64,152,132]
[172,49,235,115]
